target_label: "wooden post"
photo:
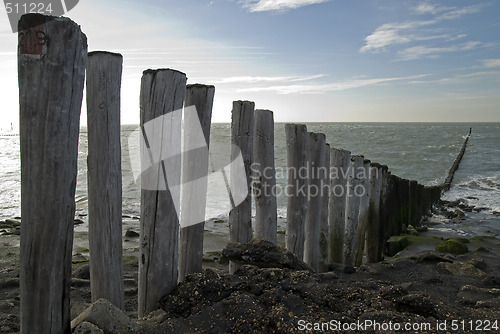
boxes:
[318,143,330,272]
[229,101,255,274]
[328,148,351,264]
[178,84,215,281]
[378,167,390,257]
[285,124,308,259]
[86,51,124,309]
[353,159,371,267]
[18,14,87,334]
[253,109,277,244]
[343,155,364,266]
[408,180,418,228]
[365,163,383,263]
[138,69,187,317]
[303,132,326,272]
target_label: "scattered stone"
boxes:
[406,225,418,236]
[457,285,500,304]
[493,211,500,216]
[415,225,428,233]
[466,196,479,200]
[0,278,19,289]
[73,264,90,279]
[438,262,487,278]
[416,252,454,264]
[476,297,500,308]
[454,209,465,217]
[222,239,312,271]
[74,218,85,225]
[124,229,139,238]
[72,253,88,263]
[386,236,408,256]
[435,239,468,255]
[71,298,138,333]
[213,219,225,224]
[73,321,104,334]
[329,263,356,274]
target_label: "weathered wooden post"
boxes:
[303,132,326,272]
[253,109,277,244]
[86,51,124,309]
[178,84,215,281]
[229,101,255,274]
[319,143,330,272]
[353,159,371,267]
[408,180,418,228]
[343,155,364,266]
[328,148,351,264]
[18,14,87,334]
[138,69,187,317]
[285,124,308,259]
[374,165,392,262]
[365,163,383,263]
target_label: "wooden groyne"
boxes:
[442,128,472,191]
[17,14,472,331]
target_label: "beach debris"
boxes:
[71,298,137,333]
[222,238,312,271]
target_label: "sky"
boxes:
[1,0,499,129]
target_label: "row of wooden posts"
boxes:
[18,15,453,334]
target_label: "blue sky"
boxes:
[1,0,499,128]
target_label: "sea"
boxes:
[1,122,499,237]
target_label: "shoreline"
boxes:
[0,199,499,332]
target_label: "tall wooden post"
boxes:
[343,155,364,266]
[285,124,308,259]
[178,84,215,281]
[229,101,255,274]
[18,14,87,334]
[253,110,277,244]
[318,143,330,272]
[138,69,187,317]
[328,148,351,264]
[365,163,383,263]
[353,159,371,267]
[303,132,326,272]
[86,51,124,309]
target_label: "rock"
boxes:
[71,298,138,333]
[222,239,312,271]
[137,309,168,327]
[73,264,90,279]
[457,285,500,304]
[435,239,468,255]
[415,225,428,233]
[386,236,408,256]
[72,253,88,262]
[74,218,85,225]
[454,209,465,217]
[406,225,418,236]
[438,262,487,278]
[476,297,500,308]
[416,252,453,264]
[124,229,139,238]
[329,262,356,274]
[73,321,104,334]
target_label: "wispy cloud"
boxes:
[240,0,329,12]
[360,2,484,56]
[211,74,326,84]
[409,71,500,84]
[398,41,483,61]
[236,74,428,94]
[482,59,500,68]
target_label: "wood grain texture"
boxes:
[86,51,124,309]
[18,14,87,334]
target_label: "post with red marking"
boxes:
[18,14,87,334]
